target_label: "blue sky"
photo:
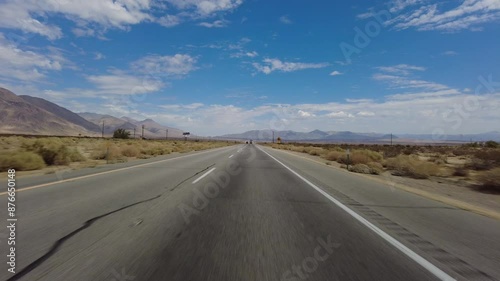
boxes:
[0,0,499,136]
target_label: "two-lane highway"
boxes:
[1,144,499,281]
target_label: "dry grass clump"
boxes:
[367,162,384,175]
[325,151,343,162]
[120,145,141,157]
[429,154,448,165]
[0,151,46,171]
[90,143,125,162]
[20,138,85,165]
[385,155,441,179]
[0,136,232,172]
[475,168,500,192]
[303,147,325,156]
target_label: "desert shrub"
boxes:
[385,155,441,179]
[337,149,383,165]
[473,149,500,168]
[367,162,384,175]
[325,151,343,161]
[485,141,499,148]
[0,151,46,171]
[453,167,469,177]
[452,147,472,156]
[121,145,140,157]
[21,140,73,165]
[466,158,495,171]
[113,128,131,139]
[350,164,371,174]
[68,148,86,162]
[91,144,122,160]
[383,148,401,159]
[429,154,448,165]
[475,168,500,192]
[303,147,324,156]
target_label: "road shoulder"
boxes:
[266,146,500,221]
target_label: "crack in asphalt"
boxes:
[169,164,216,191]
[8,163,218,281]
[7,195,163,281]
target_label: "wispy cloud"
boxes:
[330,71,343,76]
[0,0,245,39]
[198,19,229,28]
[373,64,451,92]
[386,0,500,32]
[0,33,67,81]
[442,50,459,56]
[376,64,426,75]
[253,58,330,74]
[280,15,293,24]
[131,54,198,77]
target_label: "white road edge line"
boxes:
[258,146,456,281]
[192,168,216,184]
[0,146,233,196]
[229,155,234,159]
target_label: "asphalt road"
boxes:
[1,144,499,281]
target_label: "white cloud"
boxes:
[298,110,315,118]
[0,0,246,39]
[131,54,198,76]
[86,71,164,95]
[94,52,106,60]
[253,58,330,75]
[245,51,259,58]
[357,111,376,117]
[442,50,459,56]
[166,0,244,17]
[0,33,66,81]
[156,15,181,27]
[198,19,229,28]
[326,111,355,118]
[373,64,450,91]
[376,64,426,75]
[388,0,425,13]
[386,0,500,32]
[60,54,197,96]
[330,71,343,76]
[0,0,153,39]
[373,73,450,91]
[280,15,292,24]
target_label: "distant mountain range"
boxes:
[219,130,500,143]
[78,113,184,139]
[1,87,499,142]
[0,87,184,138]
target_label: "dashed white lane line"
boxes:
[192,168,216,184]
[229,155,234,159]
[0,146,233,196]
[258,146,456,281]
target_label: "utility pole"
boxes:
[133,127,136,139]
[390,133,393,146]
[272,130,275,143]
[166,129,168,140]
[142,125,145,139]
[101,121,104,138]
